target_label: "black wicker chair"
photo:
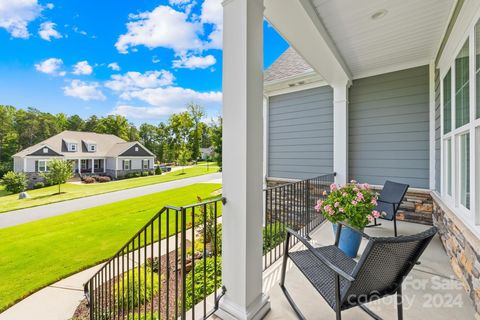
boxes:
[367,180,409,237]
[280,222,437,320]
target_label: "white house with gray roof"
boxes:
[12,131,155,180]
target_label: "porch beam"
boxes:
[264,0,351,87]
[217,0,270,319]
[333,85,349,185]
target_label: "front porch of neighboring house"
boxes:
[72,159,105,174]
[219,0,480,319]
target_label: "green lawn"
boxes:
[0,183,221,312]
[0,165,219,213]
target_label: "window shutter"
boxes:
[130,160,132,169]
[35,160,38,172]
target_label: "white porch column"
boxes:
[78,159,81,174]
[91,159,94,173]
[333,85,349,185]
[218,0,270,319]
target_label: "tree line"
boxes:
[0,104,222,176]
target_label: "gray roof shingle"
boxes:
[264,47,314,83]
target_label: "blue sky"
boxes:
[0,0,288,125]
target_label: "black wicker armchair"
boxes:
[280,222,437,320]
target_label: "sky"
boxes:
[0,0,288,125]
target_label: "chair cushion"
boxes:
[289,245,356,310]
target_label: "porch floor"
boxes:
[263,220,476,319]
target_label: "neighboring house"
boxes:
[200,147,214,160]
[12,131,155,182]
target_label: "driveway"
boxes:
[0,172,222,229]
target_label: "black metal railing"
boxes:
[84,198,226,320]
[263,173,335,270]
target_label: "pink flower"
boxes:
[339,207,345,213]
[371,199,377,205]
[314,200,323,211]
[356,192,364,200]
[342,192,348,197]
[367,215,374,222]
[372,210,381,218]
[363,183,370,190]
[353,187,359,192]
[351,200,358,205]
[334,201,340,208]
[330,183,337,191]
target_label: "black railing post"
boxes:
[181,207,187,320]
[305,179,311,235]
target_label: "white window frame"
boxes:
[38,160,48,172]
[43,147,48,154]
[69,143,77,152]
[123,160,131,170]
[89,144,96,152]
[142,159,149,170]
[440,15,480,227]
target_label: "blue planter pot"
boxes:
[332,224,363,258]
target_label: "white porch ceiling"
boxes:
[311,0,455,78]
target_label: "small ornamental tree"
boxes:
[42,159,73,194]
[1,171,27,194]
[315,181,380,229]
[177,144,191,174]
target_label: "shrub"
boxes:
[134,172,141,178]
[124,172,134,179]
[148,170,155,176]
[1,171,27,193]
[142,171,149,177]
[263,222,286,254]
[114,267,159,310]
[33,182,45,189]
[185,257,222,310]
[145,257,159,273]
[83,176,95,184]
[154,166,162,175]
[97,176,111,183]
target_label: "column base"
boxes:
[216,294,270,320]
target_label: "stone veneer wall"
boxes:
[267,178,434,226]
[432,193,480,317]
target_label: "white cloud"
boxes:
[173,54,216,69]
[34,58,65,76]
[107,62,121,71]
[201,0,222,49]
[63,80,105,101]
[38,21,62,41]
[0,0,43,38]
[168,0,192,5]
[115,5,203,54]
[105,70,175,92]
[46,3,54,9]
[112,105,177,120]
[121,86,221,106]
[72,60,93,75]
[111,86,221,120]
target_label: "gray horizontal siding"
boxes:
[349,65,430,188]
[268,86,333,179]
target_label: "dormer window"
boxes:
[89,144,96,152]
[68,143,77,152]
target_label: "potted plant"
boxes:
[315,180,380,257]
